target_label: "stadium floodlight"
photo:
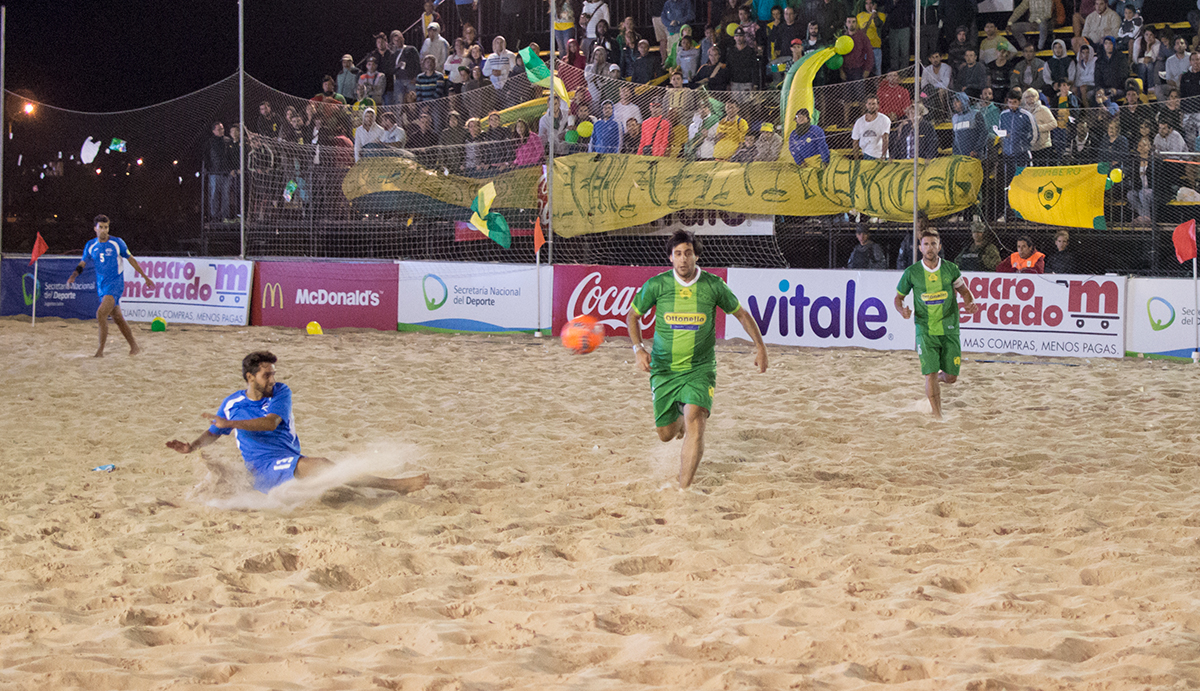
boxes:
[22,102,33,116]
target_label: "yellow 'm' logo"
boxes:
[262,282,284,308]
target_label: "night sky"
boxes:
[7,0,419,112]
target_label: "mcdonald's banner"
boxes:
[252,260,399,331]
[341,153,983,238]
[1008,163,1112,230]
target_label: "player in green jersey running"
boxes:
[627,231,768,488]
[894,228,978,419]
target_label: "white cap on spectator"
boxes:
[428,22,440,31]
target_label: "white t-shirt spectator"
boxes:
[612,101,643,133]
[484,50,516,89]
[852,113,891,159]
[354,122,385,162]
[421,36,451,73]
[1155,129,1186,153]
[677,46,701,82]
[581,1,611,39]
[445,53,471,84]
[921,63,952,90]
[1166,52,1191,87]
[380,124,407,146]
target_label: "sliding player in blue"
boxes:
[167,351,429,495]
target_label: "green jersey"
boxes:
[897,258,965,337]
[632,269,741,374]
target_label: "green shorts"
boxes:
[916,332,962,377]
[650,368,716,428]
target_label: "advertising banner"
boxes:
[725,269,914,349]
[252,261,399,331]
[1,256,101,320]
[958,272,1125,358]
[118,257,253,325]
[397,261,552,332]
[725,269,1126,359]
[552,265,729,338]
[1125,277,1199,359]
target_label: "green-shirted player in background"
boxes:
[627,230,768,488]
[894,228,979,419]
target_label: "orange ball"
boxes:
[561,315,606,354]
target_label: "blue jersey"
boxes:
[210,382,302,488]
[82,237,130,298]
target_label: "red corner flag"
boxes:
[1174,219,1197,264]
[29,233,49,266]
[533,217,546,257]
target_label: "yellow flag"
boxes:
[1008,164,1112,230]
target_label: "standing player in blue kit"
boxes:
[66,215,155,357]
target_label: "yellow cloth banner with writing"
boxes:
[342,153,983,238]
[1008,163,1111,230]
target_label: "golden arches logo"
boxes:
[262,282,284,308]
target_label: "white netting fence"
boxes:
[5,59,1200,276]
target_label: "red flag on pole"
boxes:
[533,217,546,257]
[29,232,48,265]
[1174,219,1197,263]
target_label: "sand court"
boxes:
[2,316,1200,690]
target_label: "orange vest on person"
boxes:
[1008,250,1045,271]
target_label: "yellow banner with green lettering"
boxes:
[1008,163,1113,230]
[342,153,983,238]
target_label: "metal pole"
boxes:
[546,3,555,266]
[31,260,36,327]
[1194,255,1198,363]
[238,0,246,259]
[911,0,920,265]
[0,6,6,288]
[535,232,542,336]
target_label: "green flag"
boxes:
[469,182,512,248]
[518,47,572,107]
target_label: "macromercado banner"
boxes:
[342,153,983,238]
[1124,277,1199,359]
[118,257,253,326]
[1009,164,1111,230]
[253,261,399,331]
[0,256,100,320]
[397,261,552,333]
[959,272,1125,358]
[553,265,729,338]
[725,269,915,350]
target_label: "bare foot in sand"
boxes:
[381,473,429,494]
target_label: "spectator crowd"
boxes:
[212,0,1200,261]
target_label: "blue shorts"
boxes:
[98,279,124,305]
[248,455,298,493]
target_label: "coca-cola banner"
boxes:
[252,260,399,331]
[552,265,729,338]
